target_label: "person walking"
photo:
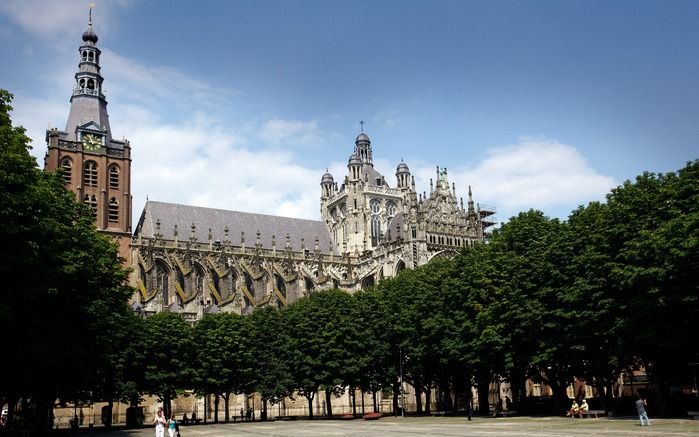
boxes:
[635,394,651,426]
[167,413,177,437]
[153,407,167,437]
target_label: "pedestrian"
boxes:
[153,407,167,437]
[467,398,473,421]
[240,408,244,423]
[167,413,177,437]
[635,394,651,426]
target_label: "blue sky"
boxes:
[1,0,697,223]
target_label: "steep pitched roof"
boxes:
[135,201,337,254]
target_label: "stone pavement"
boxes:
[96,416,699,437]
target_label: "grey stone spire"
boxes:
[64,8,112,143]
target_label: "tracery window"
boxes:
[275,274,286,299]
[371,216,381,246]
[83,161,98,187]
[194,265,205,296]
[156,260,170,306]
[369,199,381,214]
[386,201,397,217]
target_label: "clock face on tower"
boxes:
[82,133,102,151]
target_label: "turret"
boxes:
[348,153,362,181]
[320,170,335,198]
[354,132,373,165]
[396,160,411,189]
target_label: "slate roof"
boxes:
[135,201,337,255]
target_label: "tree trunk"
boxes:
[392,380,400,416]
[214,393,220,423]
[325,387,333,416]
[164,394,171,420]
[106,399,114,428]
[307,393,314,419]
[224,393,230,422]
[372,390,377,413]
[415,382,423,415]
[351,387,356,415]
[477,370,490,416]
[425,388,432,415]
[262,398,268,421]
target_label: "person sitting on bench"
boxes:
[578,399,589,418]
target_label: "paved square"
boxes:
[100,416,699,437]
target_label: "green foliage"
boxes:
[0,89,134,429]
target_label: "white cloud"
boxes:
[259,118,322,146]
[0,0,127,43]
[410,138,617,222]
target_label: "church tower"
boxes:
[44,9,132,259]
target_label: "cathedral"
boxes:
[44,13,496,322]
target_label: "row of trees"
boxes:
[2,88,697,431]
[124,157,699,420]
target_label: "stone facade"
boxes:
[130,135,496,315]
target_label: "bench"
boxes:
[583,409,605,418]
[688,411,699,420]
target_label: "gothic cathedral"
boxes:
[45,14,495,321]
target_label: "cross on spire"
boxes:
[359,120,365,132]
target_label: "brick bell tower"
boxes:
[44,9,133,261]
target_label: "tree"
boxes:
[283,289,356,418]
[0,89,133,431]
[248,306,293,420]
[142,312,194,418]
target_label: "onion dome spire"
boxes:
[82,7,98,44]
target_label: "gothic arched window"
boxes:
[108,197,119,222]
[275,274,286,299]
[60,158,72,184]
[83,161,98,187]
[109,165,119,189]
[155,260,170,306]
[386,201,397,217]
[369,199,381,214]
[305,277,315,295]
[194,265,205,296]
[371,216,381,246]
[243,272,254,298]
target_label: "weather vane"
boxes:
[359,120,365,132]
[89,3,95,21]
